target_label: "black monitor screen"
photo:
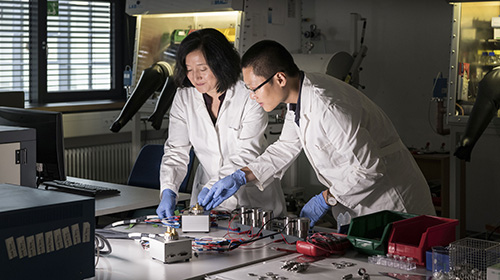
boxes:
[0,106,66,183]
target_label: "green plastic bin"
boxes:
[347,210,417,255]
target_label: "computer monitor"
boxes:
[0,106,66,184]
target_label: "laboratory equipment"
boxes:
[448,2,500,120]
[240,206,251,226]
[0,125,36,187]
[0,107,65,184]
[149,227,193,263]
[251,207,262,228]
[126,0,301,87]
[449,237,500,280]
[448,2,500,161]
[292,52,353,80]
[181,203,210,232]
[292,13,368,88]
[0,183,95,279]
[261,209,274,230]
[447,1,500,231]
[296,217,310,239]
[284,216,297,236]
[110,61,175,132]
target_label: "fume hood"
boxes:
[126,0,302,88]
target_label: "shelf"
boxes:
[412,153,451,217]
[479,39,500,43]
[469,62,500,67]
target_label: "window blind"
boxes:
[0,0,30,94]
[47,1,111,92]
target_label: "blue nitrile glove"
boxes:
[197,187,210,205]
[201,169,247,210]
[300,193,331,228]
[156,189,177,219]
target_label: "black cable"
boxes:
[103,215,158,228]
[487,223,500,241]
[250,216,285,240]
[95,229,131,239]
[229,217,289,251]
[95,232,112,256]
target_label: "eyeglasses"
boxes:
[245,72,277,93]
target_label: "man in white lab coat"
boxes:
[157,30,286,219]
[200,40,435,227]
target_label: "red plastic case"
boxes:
[387,215,459,266]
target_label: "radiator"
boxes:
[64,143,132,184]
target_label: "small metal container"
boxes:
[284,216,296,236]
[240,206,251,226]
[251,207,262,228]
[296,217,310,239]
[261,209,274,230]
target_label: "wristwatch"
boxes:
[324,190,337,207]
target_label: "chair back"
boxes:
[127,144,194,192]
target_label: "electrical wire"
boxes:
[98,211,288,254]
[94,232,112,267]
[95,228,160,240]
[428,71,443,135]
[303,232,348,255]
[227,217,292,251]
[487,223,500,241]
[428,99,438,134]
[200,211,289,252]
[106,215,158,228]
[455,103,465,116]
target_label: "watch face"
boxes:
[328,196,337,206]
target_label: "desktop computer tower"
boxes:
[0,184,95,279]
[0,125,36,187]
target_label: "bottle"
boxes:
[481,51,489,64]
[495,50,500,64]
[488,51,496,65]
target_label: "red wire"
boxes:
[227,212,240,231]
[280,233,297,245]
[305,232,345,254]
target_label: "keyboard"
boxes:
[43,180,121,197]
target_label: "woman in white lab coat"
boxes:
[156,29,286,219]
[201,40,435,227]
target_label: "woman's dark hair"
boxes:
[174,28,240,93]
[241,40,299,79]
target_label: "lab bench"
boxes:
[88,220,433,280]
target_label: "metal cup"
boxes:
[240,206,251,226]
[284,216,296,236]
[296,217,310,239]
[251,207,262,228]
[261,209,274,230]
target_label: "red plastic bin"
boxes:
[387,215,459,266]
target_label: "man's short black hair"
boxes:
[241,40,299,79]
[174,28,240,93]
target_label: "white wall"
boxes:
[299,0,500,233]
[304,0,451,149]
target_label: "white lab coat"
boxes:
[160,80,287,217]
[248,73,435,219]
